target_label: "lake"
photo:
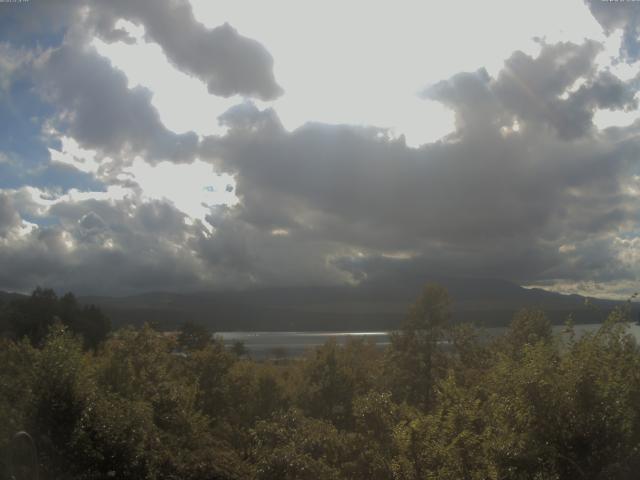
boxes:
[219,331,390,358]
[218,323,640,358]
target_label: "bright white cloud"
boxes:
[48,135,238,223]
[20,185,131,212]
[124,158,238,222]
[93,34,238,137]
[49,136,102,174]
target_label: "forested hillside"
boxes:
[78,278,634,331]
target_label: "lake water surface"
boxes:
[219,323,640,358]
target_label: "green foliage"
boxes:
[2,284,640,479]
[392,375,495,480]
[26,323,90,478]
[177,321,211,351]
[0,338,37,478]
[231,340,249,358]
[298,337,381,429]
[387,283,452,408]
[345,391,404,479]
[250,409,346,480]
[501,308,553,356]
[0,287,111,349]
[186,339,237,421]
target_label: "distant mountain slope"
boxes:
[0,290,27,304]
[75,278,637,331]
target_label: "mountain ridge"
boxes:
[68,278,638,331]
[2,278,635,331]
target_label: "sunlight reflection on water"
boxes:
[217,323,640,359]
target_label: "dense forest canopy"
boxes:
[2,284,640,479]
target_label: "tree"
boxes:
[386,283,452,408]
[500,308,552,357]
[298,338,380,429]
[0,337,37,479]
[250,409,346,480]
[231,340,248,357]
[1,288,111,349]
[177,321,211,351]
[77,304,111,350]
[346,391,403,480]
[7,287,58,346]
[26,323,89,478]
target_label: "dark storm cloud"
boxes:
[0,0,282,100]
[334,231,637,290]
[585,0,640,62]
[198,40,640,287]
[194,206,353,288]
[204,102,637,248]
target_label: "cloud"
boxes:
[0,0,280,196]
[1,0,282,100]
[0,185,356,294]
[99,3,283,100]
[0,193,20,238]
[0,188,212,295]
[197,41,640,288]
[206,100,636,245]
[0,3,638,298]
[585,0,640,62]
[426,40,638,140]
[34,44,199,163]
[194,205,355,288]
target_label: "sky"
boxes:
[0,0,639,298]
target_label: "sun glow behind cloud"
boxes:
[92,22,238,138]
[123,158,238,223]
[88,0,631,149]
[48,136,238,224]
